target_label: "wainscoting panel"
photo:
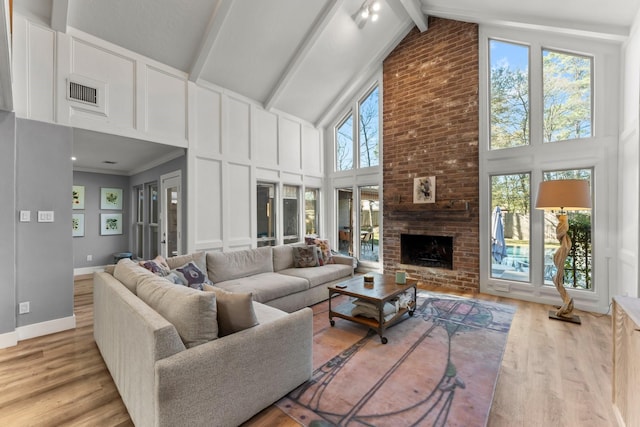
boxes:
[227,163,252,242]
[279,117,302,171]
[227,97,251,161]
[194,86,222,157]
[194,157,223,246]
[302,125,322,176]
[145,65,187,142]
[252,107,278,166]
[11,18,55,122]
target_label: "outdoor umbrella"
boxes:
[491,206,507,263]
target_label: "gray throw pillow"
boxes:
[138,277,218,348]
[203,284,259,337]
[292,245,319,268]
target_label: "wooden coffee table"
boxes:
[328,273,418,344]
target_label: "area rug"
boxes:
[276,291,516,427]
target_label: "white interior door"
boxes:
[160,171,181,258]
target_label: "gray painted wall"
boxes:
[72,155,186,268]
[72,172,130,268]
[0,112,16,334]
[16,119,73,327]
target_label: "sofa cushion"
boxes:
[272,245,295,271]
[278,264,354,288]
[203,284,259,337]
[207,247,273,283]
[214,272,308,303]
[292,245,319,268]
[137,276,218,348]
[113,258,156,294]
[166,252,207,274]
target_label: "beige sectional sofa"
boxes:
[93,244,354,427]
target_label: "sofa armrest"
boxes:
[155,307,313,427]
[93,272,186,427]
[332,254,356,270]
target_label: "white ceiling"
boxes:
[4,0,640,174]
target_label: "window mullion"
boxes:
[529,42,544,147]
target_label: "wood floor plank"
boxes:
[0,278,619,426]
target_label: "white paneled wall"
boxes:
[13,14,188,147]
[12,13,325,255]
[188,83,324,253]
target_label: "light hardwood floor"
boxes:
[0,278,618,427]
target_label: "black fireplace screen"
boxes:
[401,234,453,269]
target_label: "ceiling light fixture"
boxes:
[353,0,381,28]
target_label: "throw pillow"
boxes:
[173,261,212,290]
[137,277,218,348]
[139,255,171,277]
[292,245,319,268]
[166,252,207,274]
[305,237,333,265]
[203,284,259,337]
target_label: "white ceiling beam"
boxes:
[398,0,428,32]
[264,0,342,112]
[421,5,629,42]
[51,0,69,33]
[0,0,13,111]
[189,0,234,83]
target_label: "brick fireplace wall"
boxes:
[382,18,479,292]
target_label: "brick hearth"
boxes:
[382,18,479,292]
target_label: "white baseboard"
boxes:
[0,330,18,349]
[16,315,76,341]
[74,265,105,276]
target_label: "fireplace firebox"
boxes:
[401,234,453,269]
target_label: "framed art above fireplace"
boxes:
[414,176,436,204]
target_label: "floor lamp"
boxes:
[535,179,592,325]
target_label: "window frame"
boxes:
[478,25,617,315]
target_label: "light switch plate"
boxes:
[38,211,55,222]
[19,210,31,222]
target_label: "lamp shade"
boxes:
[535,179,592,211]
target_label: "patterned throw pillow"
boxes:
[139,255,171,277]
[305,237,333,265]
[292,245,319,268]
[172,261,212,290]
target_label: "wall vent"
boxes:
[69,81,98,105]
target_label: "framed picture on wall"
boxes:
[413,176,436,204]
[100,213,123,235]
[72,185,85,210]
[100,187,123,210]
[72,213,84,237]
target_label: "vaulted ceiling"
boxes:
[1,0,639,173]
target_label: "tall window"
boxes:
[283,185,300,244]
[542,169,592,289]
[336,115,353,171]
[305,188,319,235]
[337,188,353,255]
[490,174,530,282]
[489,40,529,149]
[542,50,592,142]
[149,183,158,257]
[134,186,144,259]
[359,186,379,262]
[257,182,276,247]
[359,87,379,167]
[335,84,380,171]
[483,32,601,304]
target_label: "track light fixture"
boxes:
[353,0,381,28]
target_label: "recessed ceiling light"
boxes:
[71,156,77,161]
